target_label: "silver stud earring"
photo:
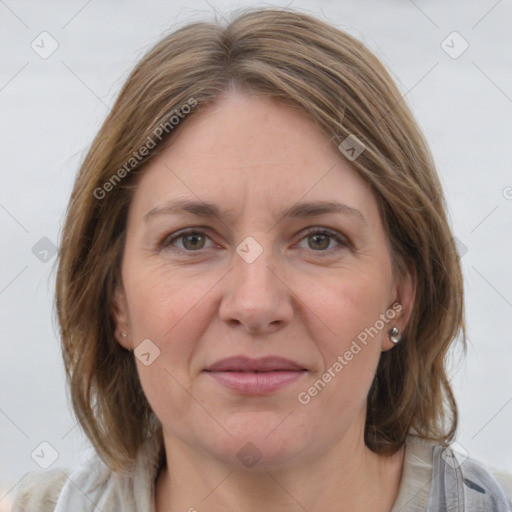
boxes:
[389,327,401,344]
[121,331,127,338]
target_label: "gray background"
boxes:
[1,0,511,507]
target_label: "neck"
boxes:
[155,430,405,512]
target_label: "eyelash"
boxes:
[160,227,349,256]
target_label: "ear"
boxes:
[382,261,416,351]
[111,281,132,350]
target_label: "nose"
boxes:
[219,241,294,335]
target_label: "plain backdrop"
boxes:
[1,0,511,505]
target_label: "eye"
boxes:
[161,229,214,251]
[160,227,349,255]
[296,228,349,254]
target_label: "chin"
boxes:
[200,411,310,471]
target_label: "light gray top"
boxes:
[11,433,512,511]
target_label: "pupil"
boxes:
[184,234,204,250]
[310,234,329,250]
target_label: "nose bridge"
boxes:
[233,232,280,298]
[219,232,293,333]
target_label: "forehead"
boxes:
[129,92,378,224]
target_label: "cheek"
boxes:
[307,263,391,343]
[299,262,392,392]
[125,269,216,427]
[124,261,213,343]
[122,261,222,391]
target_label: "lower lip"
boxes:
[205,370,306,394]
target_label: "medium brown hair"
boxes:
[56,7,465,472]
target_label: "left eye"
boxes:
[296,229,348,253]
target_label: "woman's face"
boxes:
[113,91,414,469]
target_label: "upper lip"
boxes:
[205,356,306,372]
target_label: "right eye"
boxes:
[161,229,214,252]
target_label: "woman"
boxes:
[12,8,512,512]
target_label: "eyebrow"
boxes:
[144,199,367,226]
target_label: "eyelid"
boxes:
[295,227,350,253]
[161,227,215,250]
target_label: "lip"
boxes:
[205,356,306,372]
[203,356,307,395]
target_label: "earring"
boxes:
[389,327,401,344]
[121,331,127,338]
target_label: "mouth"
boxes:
[203,356,307,394]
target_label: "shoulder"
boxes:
[11,469,69,512]
[11,449,111,512]
[398,434,512,511]
[11,434,164,512]
[479,465,512,509]
[456,455,512,510]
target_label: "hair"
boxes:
[55,7,465,472]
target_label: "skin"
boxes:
[112,90,415,512]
